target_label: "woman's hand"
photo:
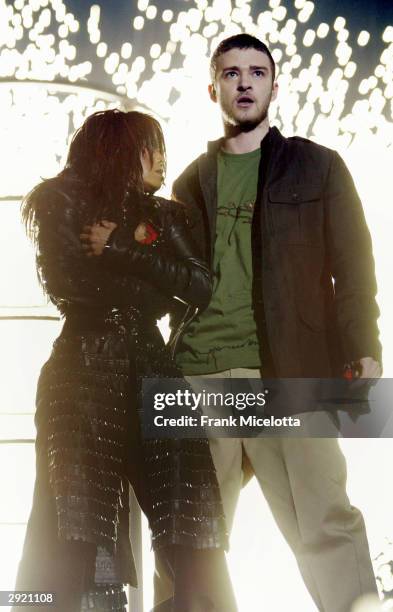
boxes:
[134,222,149,243]
[80,220,117,256]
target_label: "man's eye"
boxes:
[253,70,264,77]
[225,71,238,78]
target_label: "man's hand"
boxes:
[358,357,382,378]
[80,221,117,256]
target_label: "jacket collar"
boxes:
[197,127,287,257]
[198,126,286,203]
[197,141,219,254]
[206,125,285,155]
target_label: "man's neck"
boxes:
[221,118,270,154]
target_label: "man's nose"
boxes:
[237,78,252,92]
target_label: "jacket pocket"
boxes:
[268,183,322,245]
[288,243,327,331]
[295,287,327,332]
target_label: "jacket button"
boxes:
[292,192,299,201]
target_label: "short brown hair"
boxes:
[210,33,276,83]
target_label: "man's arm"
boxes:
[172,160,205,232]
[324,151,382,376]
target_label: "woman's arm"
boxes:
[81,205,212,309]
[35,185,126,308]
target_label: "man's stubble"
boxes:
[221,90,273,133]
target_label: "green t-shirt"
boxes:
[176,147,262,375]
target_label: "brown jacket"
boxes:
[171,127,381,377]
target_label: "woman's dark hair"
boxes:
[22,109,166,239]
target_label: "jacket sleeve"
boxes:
[172,162,204,232]
[102,206,212,309]
[325,152,382,364]
[36,186,125,307]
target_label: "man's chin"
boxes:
[226,110,268,132]
[238,119,263,132]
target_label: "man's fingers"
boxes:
[81,238,101,246]
[80,222,112,257]
[358,357,382,379]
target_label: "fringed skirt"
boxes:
[14,318,228,610]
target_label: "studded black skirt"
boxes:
[15,306,228,602]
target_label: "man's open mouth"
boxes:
[236,96,254,107]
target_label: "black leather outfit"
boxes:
[13,176,231,612]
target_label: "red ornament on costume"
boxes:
[140,223,159,244]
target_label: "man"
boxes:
[171,33,382,612]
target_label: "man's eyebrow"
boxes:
[221,64,270,71]
[250,64,270,71]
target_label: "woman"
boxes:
[14,110,236,612]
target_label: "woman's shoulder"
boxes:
[37,174,84,201]
[32,174,87,222]
[148,195,188,224]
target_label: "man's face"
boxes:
[209,47,278,129]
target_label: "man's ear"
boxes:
[208,83,217,103]
[271,81,278,103]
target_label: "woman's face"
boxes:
[141,148,165,193]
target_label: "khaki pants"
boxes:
[179,367,378,612]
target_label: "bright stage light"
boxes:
[150,43,161,59]
[272,48,283,63]
[133,15,144,30]
[334,16,346,31]
[96,41,107,57]
[358,30,371,46]
[286,44,297,56]
[344,60,357,78]
[298,1,314,24]
[272,6,287,21]
[146,5,157,20]
[104,52,119,74]
[311,52,322,66]
[337,28,349,42]
[303,28,315,47]
[162,9,173,23]
[57,23,67,37]
[382,26,393,43]
[120,42,132,59]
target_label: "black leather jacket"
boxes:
[36,177,211,321]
